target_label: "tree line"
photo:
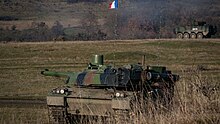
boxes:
[0,21,107,42]
[0,0,219,42]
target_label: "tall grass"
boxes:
[129,67,219,124]
[64,66,219,124]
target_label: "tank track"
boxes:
[114,109,130,124]
[68,115,108,124]
[48,106,68,124]
[48,106,116,124]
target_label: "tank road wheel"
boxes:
[197,33,203,39]
[176,33,183,39]
[190,33,197,39]
[183,33,190,39]
[48,106,69,124]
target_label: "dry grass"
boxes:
[133,69,220,124]
[0,106,48,124]
[0,39,219,123]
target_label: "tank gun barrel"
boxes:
[41,69,74,77]
[41,69,77,84]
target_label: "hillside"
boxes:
[0,0,107,29]
[0,0,220,40]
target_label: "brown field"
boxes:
[0,39,219,123]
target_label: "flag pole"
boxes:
[113,0,119,67]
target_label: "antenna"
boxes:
[113,12,118,67]
[142,55,146,69]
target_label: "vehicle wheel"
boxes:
[183,33,190,39]
[176,33,183,39]
[190,33,197,39]
[197,33,203,39]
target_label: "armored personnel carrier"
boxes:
[41,55,179,124]
[174,21,217,39]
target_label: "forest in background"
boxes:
[0,0,220,41]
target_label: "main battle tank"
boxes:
[174,21,217,39]
[41,55,179,124]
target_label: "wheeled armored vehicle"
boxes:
[174,21,217,39]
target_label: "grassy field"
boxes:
[0,39,219,123]
[0,0,107,30]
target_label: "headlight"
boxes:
[115,92,125,98]
[60,89,65,94]
[115,92,120,97]
[56,90,60,94]
[120,93,124,97]
[52,89,56,93]
[51,88,70,95]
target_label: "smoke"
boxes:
[106,0,220,38]
[119,0,218,22]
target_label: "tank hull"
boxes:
[47,87,135,123]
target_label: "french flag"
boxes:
[109,0,118,9]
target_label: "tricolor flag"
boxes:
[109,0,118,9]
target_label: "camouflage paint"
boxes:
[83,71,101,85]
